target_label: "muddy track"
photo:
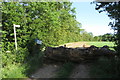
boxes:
[70,63,91,78]
[30,63,91,78]
[30,64,60,78]
[30,42,91,78]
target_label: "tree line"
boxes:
[93,1,120,78]
[93,33,115,41]
[2,2,115,56]
[1,2,99,77]
[1,1,119,78]
[2,2,101,52]
[93,1,120,55]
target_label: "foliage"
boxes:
[2,2,83,49]
[93,36,101,41]
[2,47,29,67]
[2,64,26,78]
[1,2,82,78]
[101,33,114,41]
[2,1,115,78]
[80,31,94,41]
[2,2,96,77]
[92,1,120,77]
[93,1,120,56]
[2,47,29,78]
[93,33,115,41]
[2,47,43,78]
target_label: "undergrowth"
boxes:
[25,52,44,76]
[2,46,44,78]
[2,64,26,78]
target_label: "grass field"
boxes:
[86,41,115,47]
[86,42,118,78]
[61,41,115,48]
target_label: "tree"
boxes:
[2,2,83,51]
[2,2,85,78]
[101,33,114,41]
[93,1,120,56]
[93,1,120,77]
[80,31,94,41]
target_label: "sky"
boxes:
[72,2,114,36]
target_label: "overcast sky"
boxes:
[72,2,114,36]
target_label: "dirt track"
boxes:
[30,64,60,78]
[30,42,91,78]
[64,42,90,48]
[70,63,91,78]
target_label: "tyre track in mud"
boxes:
[30,42,91,78]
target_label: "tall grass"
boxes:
[2,47,44,78]
[2,64,26,78]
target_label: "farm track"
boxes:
[30,42,91,79]
[70,63,91,78]
[30,64,60,78]
[64,42,90,48]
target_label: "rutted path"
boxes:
[30,63,91,78]
[30,63,61,78]
[66,42,91,78]
[70,63,91,78]
[30,42,91,78]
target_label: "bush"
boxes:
[13,47,29,63]
[2,47,29,78]
[2,47,29,66]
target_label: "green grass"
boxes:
[86,41,116,50]
[2,64,27,78]
[86,41,115,47]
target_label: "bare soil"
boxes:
[64,42,90,48]
[30,64,60,78]
[70,63,91,78]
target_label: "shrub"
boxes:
[2,47,29,78]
